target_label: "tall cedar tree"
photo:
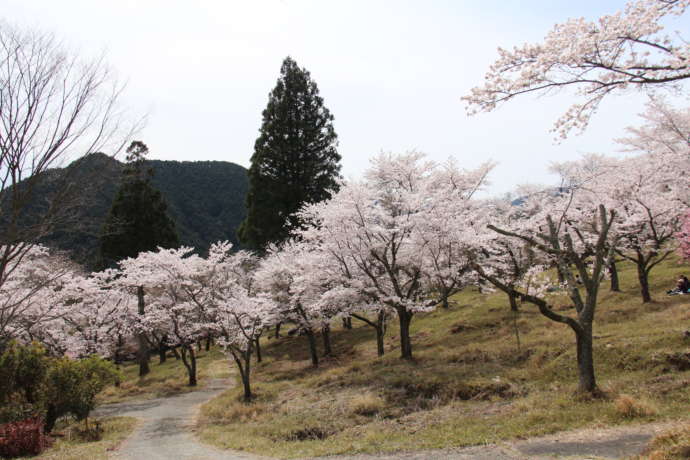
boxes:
[99,141,179,268]
[238,57,341,250]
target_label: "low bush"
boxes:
[0,417,52,458]
[614,394,657,419]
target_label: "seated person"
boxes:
[668,275,690,295]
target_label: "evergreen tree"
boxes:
[238,56,341,250]
[99,141,179,268]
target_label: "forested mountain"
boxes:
[39,153,248,268]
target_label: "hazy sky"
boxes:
[4,1,689,195]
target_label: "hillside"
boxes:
[39,153,248,267]
[187,256,689,458]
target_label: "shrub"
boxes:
[0,417,52,458]
[45,356,120,432]
[349,393,385,416]
[614,394,657,418]
[0,342,50,425]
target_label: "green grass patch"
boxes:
[98,347,231,404]
[20,416,138,460]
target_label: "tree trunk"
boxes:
[137,286,150,377]
[342,317,352,329]
[375,324,385,357]
[609,260,620,292]
[254,337,262,363]
[322,324,332,357]
[180,345,198,386]
[305,329,319,367]
[205,336,212,351]
[172,346,181,360]
[397,309,413,360]
[574,324,596,393]
[274,322,281,338]
[242,352,252,402]
[44,404,58,433]
[114,334,124,365]
[637,263,652,303]
[508,292,519,312]
[441,295,450,309]
[158,346,167,364]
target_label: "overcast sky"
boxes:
[4,1,689,196]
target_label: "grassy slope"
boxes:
[98,347,231,404]
[196,257,690,458]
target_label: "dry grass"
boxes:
[636,424,690,460]
[614,394,658,419]
[349,393,385,416]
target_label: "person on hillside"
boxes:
[667,275,690,295]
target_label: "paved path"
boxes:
[97,382,675,460]
[95,379,262,460]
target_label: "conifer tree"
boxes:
[99,141,179,268]
[238,56,341,250]
[100,141,179,376]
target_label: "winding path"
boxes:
[96,381,674,460]
[95,379,262,460]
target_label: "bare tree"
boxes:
[0,21,136,342]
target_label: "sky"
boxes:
[3,0,689,196]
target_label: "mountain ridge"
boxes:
[42,152,248,268]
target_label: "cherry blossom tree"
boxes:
[297,151,492,360]
[617,96,690,158]
[0,245,78,349]
[606,154,689,302]
[118,247,207,386]
[59,270,132,358]
[255,241,331,367]
[463,0,690,138]
[190,242,276,401]
[472,162,618,393]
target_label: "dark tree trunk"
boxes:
[232,349,254,403]
[180,345,198,386]
[342,317,352,329]
[158,346,167,364]
[254,337,262,363]
[205,336,212,351]
[637,263,652,303]
[44,404,58,433]
[322,324,332,357]
[352,312,386,356]
[508,292,519,312]
[397,309,413,360]
[608,260,620,292]
[274,322,282,338]
[114,334,124,365]
[574,324,596,393]
[557,266,565,283]
[441,295,450,309]
[137,286,150,377]
[172,346,181,360]
[305,329,319,367]
[242,351,252,401]
[197,340,202,352]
